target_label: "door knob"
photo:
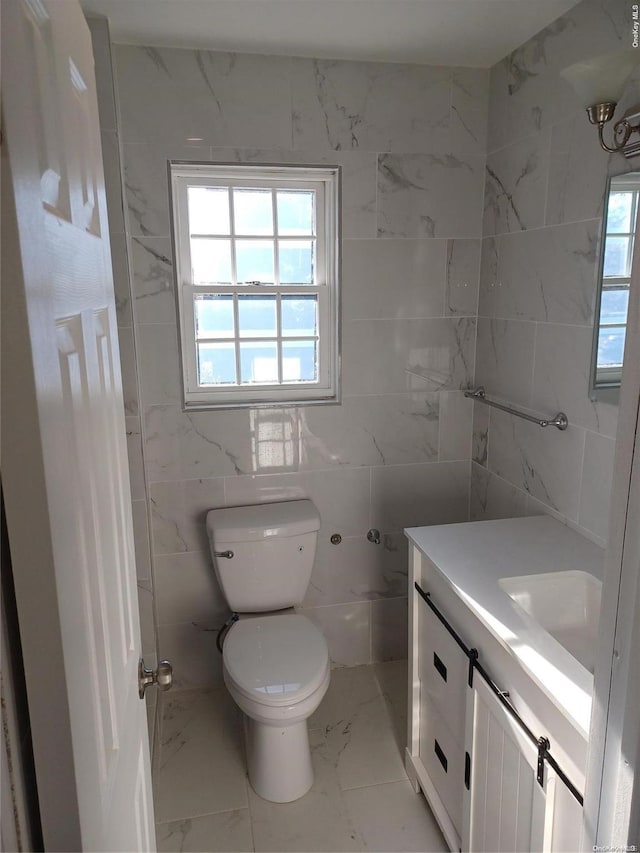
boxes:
[138,658,173,699]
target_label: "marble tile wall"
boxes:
[471,0,639,546]
[107,44,489,685]
[87,17,158,743]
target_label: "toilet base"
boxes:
[244,716,313,803]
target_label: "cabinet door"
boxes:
[463,677,558,853]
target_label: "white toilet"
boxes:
[206,499,330,803]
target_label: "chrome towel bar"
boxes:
[464,386,568,431]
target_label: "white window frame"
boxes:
[593,173,639,390]
[169,162,341,409]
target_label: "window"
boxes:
[170,162,340,408]
[593,172,639,389]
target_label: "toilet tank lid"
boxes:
[206,499,320,542]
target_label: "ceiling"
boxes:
[81,0,582,68]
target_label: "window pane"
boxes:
[282,340,317,382]
[198,342,237,385]
[233,189,273,235]
[239,341,278,384]
[191,239,232,284]
[277,191,314,235]
[194,294,234,338]
[236,239,275,284]
[279,239,314,284]
[600,288,630,326]
[188,187,229,234]
[238,295,277,337]
[603,236,630,277]
[597,326,626,368]
[607,191,633,234]
[281,295,318,336]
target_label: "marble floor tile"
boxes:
[248,729,363,852]
[154,688,248,823]
[156,809,253,853]
[373,660,408,755]
[309,665,407,791]
[344,780,447,852]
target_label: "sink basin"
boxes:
[498,570,602,673]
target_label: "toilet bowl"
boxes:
[206,500,330,803]
[222,612,330,802]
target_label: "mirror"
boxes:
[592,171,640,393]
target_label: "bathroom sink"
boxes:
[498,570,602,673]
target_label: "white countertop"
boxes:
[405,516,604,737]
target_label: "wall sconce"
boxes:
[561,50,640,156]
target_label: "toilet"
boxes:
[206,499,330,803]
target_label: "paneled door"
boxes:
[2,0,156,849]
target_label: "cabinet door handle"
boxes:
[433,652,447,682]
[434,739,448,773]
[465,751,471,790]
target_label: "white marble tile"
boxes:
[472,400,489,467]
[137,583,156,657]
[248,728,361,853]
[154,688,246,822]
[208,146,378,239]
[125,417,146,501]
[377,153,485,239]
[345,780,446,852]
[122,142,208,238]
[469,463,529,522]
[304,533,408,608]
[156,809,253,853]
[145,405,257,482]
[450,68,489,158]
[309,664,406,790]
[545,115,625,227]
[118,326,139,415]
[478,235,499,319]
[224,467,371,539]
[110,233,133,329]
[300,602,371,668]
[131,237,176,325]
[371,598,407,663]
[342,239,447,321]
[370,461,470,532]
[156,624,223,690]
[483,222,600,325]
[343,317,476,396]
[144,393,442,482]
[154,550,228,627]
[487,410,586,522]
[115,46,292,149]
[131,499,152,583]
[578,431,616,543]
[291,57,450,154]
[475,318,536,409]
[445,239,481,317]
[150,477,225,555]
[531,323,618,438]
[438,391,473,462]
[483,129,551,236]
[137,323,182,407]
[373,660,408,756]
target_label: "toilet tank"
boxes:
[206,500,320,612]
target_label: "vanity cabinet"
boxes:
[406,540,586,853]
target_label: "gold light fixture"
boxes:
[561,50,640,156]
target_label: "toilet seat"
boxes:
[223,613,329,708]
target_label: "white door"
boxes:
[462,677,581,853]
[1,0,158,849]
